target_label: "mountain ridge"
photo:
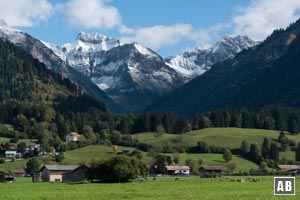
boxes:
[0,22,121,113]
[147,18,300,116]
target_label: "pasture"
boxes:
[62,145,258,172]
[135,127,300,160]
[0,176,299,200]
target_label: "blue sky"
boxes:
[0,0,300,57]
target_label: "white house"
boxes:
[166,166,190,176]
[65,132,80,142]
[5,151,21,158]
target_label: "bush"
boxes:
[87,155,148,183]
[0,159,5,164]
[197,141,210,153]
[55,153,65,163]
[0,171,6,182]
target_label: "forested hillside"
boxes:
[147,19,300,116]
[0,39,108,142]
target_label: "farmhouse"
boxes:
[200,166,223,178]
[25,142,40,152]
[41,164,89,182]
[166,165,190,176]
[66,132,81,142]
[4,142,17,151]
[5,151,21,158]
[277,165,300,172]
[9,168,25,177]
[62,164,89,182]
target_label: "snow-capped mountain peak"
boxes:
[165,35,258,82]
[64,32,120,53]
[0,20,26,45]
[133,42,158,58]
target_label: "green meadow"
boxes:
[0,176,299,200]
[61,145,258,172]
[135,127,300,160]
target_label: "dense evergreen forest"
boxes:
[1,38,300,159]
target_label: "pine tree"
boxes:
[278,131,286,142]
[162,113,172,133]
[192,114,200,130]
[269,143,279,161]
[261,137,270,159]
[289,118,299,134]
[295,142,300,161]
[249,143,262,164]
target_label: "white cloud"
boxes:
[0,0,53,27]
[120,24,228,50]
[62,0,121,29]
[232,0,300,40]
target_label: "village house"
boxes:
[40,164,89,182]
[65,132,81,142]
[200,166,223,178]
[9,168,25,177]
[5,151,21,159]
[166,166,190,176]
[4,142,17,151]
[25,142,40,152]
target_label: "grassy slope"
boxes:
[173,153,257,172]
[0,137,31,144]
[63,145,140,165]
[0,159,28,171]
[135,127,300,160]
[62,145,257,172]
[1,176,299,200]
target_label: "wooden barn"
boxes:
[40,164,89,182]
[40,165,79,182]
[200,166,223,178]
[62,164,89,182]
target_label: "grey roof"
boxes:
[200,166,223,170]
[44,165,79,171]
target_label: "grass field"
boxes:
[63,145,140,164]
[173,153,258,172]
[0,176,299,200]
[62,145,258,172]
[0,159,28,171]
[0,137,31,144]
[135,127,300,160]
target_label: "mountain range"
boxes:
[45,35,183,112]
[0,20,119,113]
[43,30,256,112]
[165,35,258,82]
[148,18,300,116]
[5,18,289,115]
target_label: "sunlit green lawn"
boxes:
[1,176,299,200]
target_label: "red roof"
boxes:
[200,166,223,171]
[278,165,300,171]
[69,132,79,136]
[166,166,190,171]
[10,168,25,174]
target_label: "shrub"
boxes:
[87,156,148,183]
